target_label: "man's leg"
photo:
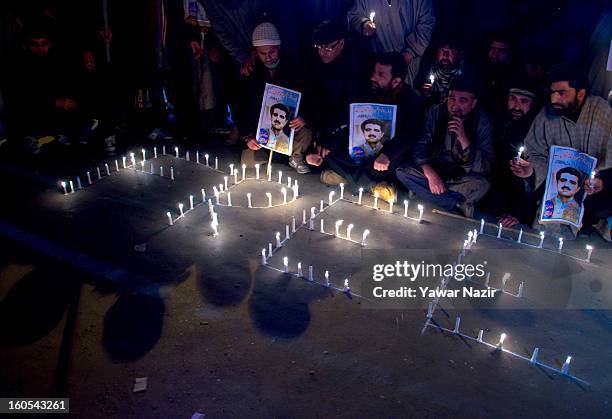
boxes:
[325,151,363,187]
[446,174,491,204]
[396,165,465,210]
[289,127,313,173]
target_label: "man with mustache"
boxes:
[542,167,584,224]
[264,103,290,154]
[511,63,612,239]
[416,37,466,106]
[477,77,540,228]
[396,75,493,218]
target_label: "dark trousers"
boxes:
[326,149,395,192]
[396,165,490,211]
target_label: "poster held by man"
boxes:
[348,103,397,163]
[256,83,302,157]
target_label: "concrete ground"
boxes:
[0,139,611,418]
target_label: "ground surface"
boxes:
[0,140,611,418]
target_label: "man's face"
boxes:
[363,123,383,145]
[557,172,580,198]
[271,108,288,131]
[447,90,477,119]
[436,45,459,69]
[488,41,510,65]
[28,37,51,57]
[256,45,280,68]
[316,39,344,64]
[370,63,397,93]
[550,81,583,116]
[507,93,534,121]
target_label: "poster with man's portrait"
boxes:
[256,83,301,156]
[349,103,397,163]
[540,145,597,228]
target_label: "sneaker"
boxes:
[104,135,116,153]
[457,201,474,218]
[320,169,347,185]
[24,136,41,154]
[289,157,311,174]
[369,181,396,203]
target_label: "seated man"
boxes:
[240,22,312,174]
[396,76,493,217]
[477,76,540,227]
[5,24,84,153]
[511,63,612,239]
[306,52,423,202]
[478,32,518,116]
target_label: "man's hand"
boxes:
[190,41,203,59]
[423,166,446,195]
[316,144,330,159]
[499,214,520,228]
[209,47,220,63]
[240,54,257,77]
[585,177,604,195]
[422,83,433,97]
[55,98,77,111]
[306,153,323,166]
[362,20,376,37]
[373,153,390,171]
[83,52,96,71]
[448,116,469,148]
[509,158,534,178]
[246,137,261,151]
[402,51,414,65]
[289,117,306,132]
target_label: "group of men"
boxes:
[235,19,611,239]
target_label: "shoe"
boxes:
[24,136,41,154]
[369,181,396,203]
[320,169,347,185]
[104,135,116,153]
[289,157,311,174]
[457,201,474,218]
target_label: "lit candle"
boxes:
[310,207,316,219]
[361,229,370,246]
[115,160,119,171]
[590,170,596,188]
[342,278,350,292]
[229,164,234,176]
[105,163,110,176]
[369,11,375,22]
[417,204,424,223]
[201,189,206,202]
[347,224,354,240]
[403,200,409,217]
[283,256,289,273]
[122,156,127,168]
[219,183,224,192]
[484,272,490,288]
[160,166,164,177]
[454,316,461,334]
[292,216,296,233]
[516,146,524,160]
[266,192,272,207]
[517,228,523,243]
[261,249,267,265]
[154,146,158,159]
[557,237,563,252]
[388,199,393,213]
[224,176,228,190]
[130,153,135,166]
[196,151,200,164]
[320,199,324,212]
[247,193,252,208]
[166,211,173,225]
[561,356,572,375]
[285,224,290,240]
[497,333,507,350]
[468,230,474,244]
[297,262,303,277]
[170,167,174,180]
[585,244,593,263]
[142,148,146,161]
[473,229,478,242]
[149,163,153,173]
[276,232,281,248]
[76,176,82,189]
[373,192,379,209]
[61,181,67,195]
[308,265,313,281]
[211,220,219,236]
[205,154,209,166]
[87,171,92,184]
[320,219,325,233]
[267,167,272,182]
[140,161,145,171]
[329,190,335,205]
[268,242,272,257]
[97,167,102,179]
[175,146,179,158]
[479,218,485,234]
[309,217,314,230]
[281,187,287,204]
[278,170,282,184]
[67,180,73,193]
[190,195,194,210]
[324,270,330,287]
[302,209,306,224]
[162,145,166,155]
[287,176,292,188]
[517,282,524,298]
[233,169,238,185]
[497,223,503,238]
[429,73,435,84]
[335,219,344,236]
[538,231,545,248]
[179,203,184,217]
[340,183,344,200]
[358,187,364,205]
[242,164,246,181]
[214,157,218,170]
[255,164,260,180]
[213,188,220,204]
[293,180,299,198]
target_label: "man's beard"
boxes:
[551,98,579,116]
[264,59,280,69]
[371,82,391,96]
[510,109,525,121]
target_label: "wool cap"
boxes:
[252,22,281,47]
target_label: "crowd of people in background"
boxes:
[0,0,610,240]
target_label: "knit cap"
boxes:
[252,22,281,47]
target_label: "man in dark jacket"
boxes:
[396,76,493,217]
